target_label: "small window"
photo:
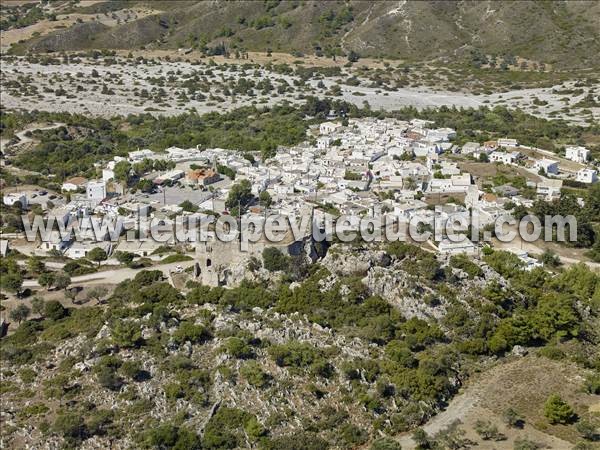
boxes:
[206,258,212,267]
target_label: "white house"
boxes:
[65,241,111,260]
[40,231,72,253]
[154,170,185,185]
[576,168,598,184]
[498,138,519,148]
[102,168,115,183]
[438,238,476,255]
[537,179,562,199]
[317,137,331,149]
[534,159,559,175]
[62,176,87,192]
[565,146,590,164]
[506,249,543,271]
[461,142,481,155]
[387,145,409,158]
[3,192,27,208]
[428,173,472,194]
[490,151,519,165]
[128,149,155,162]
[319,121,342,135]
[426,127,456,142]
[86,180,106,202]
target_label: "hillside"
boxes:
[7,0,600,68]
[1,241,599,449]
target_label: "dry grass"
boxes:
[0,7,159,52]
[114,49,394,70]
[458,161,541,184]
[477,355,598,444]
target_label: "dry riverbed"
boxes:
[1,56,598,123]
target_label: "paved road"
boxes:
[22,260,196,288]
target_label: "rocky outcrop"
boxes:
[321,244,390,277]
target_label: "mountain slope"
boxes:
[15,0,600,68]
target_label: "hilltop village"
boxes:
[2,116,596,285]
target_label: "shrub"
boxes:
[514,438,542,450]
[240,361,270,388]
[44,300,68,320]
[172,322,212,345]
[537,346,565,360]
[449,254,483,278]
[503,407,524,428]
[262,431,328,450]
[142,423,201,449]
[53,412,87,444]
[111,321,142,348]
[268,341,322,368]
[222,337,253,359]
[544,394,576,424]
[474,419,506,441]
[584,373,600,394]
[262,247,289,272]
[370,437,401,450]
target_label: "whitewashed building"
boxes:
[490,151,519,165]
[128,149,155,162]
[3,192,27,207]
[86,180,106,202]
[565,146,590,164]
[534,159,559,175]
[576,168,598,184]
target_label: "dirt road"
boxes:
[22,260,196,288]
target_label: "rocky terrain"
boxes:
[1,54,597,124]
[1,243,599,449]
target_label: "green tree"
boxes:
[370,437,401,450]
[115,251,135,265]
[225,179,253,214]
[44,300,68,321]
[113,160,132,183]
[87,247,108,267]
[262,247,289,272]
[172,322,212,345]
[540,249,561,267]
[53,271,71,290]
[223,337,254,359]
[240,361,270,388]
[259,190,272,208]
[544,394,576,424]
[86,286,109,303]
[144,424,201,449]
[26,256,45,275]
[179,200,199,213]
[53,413,87,445]
[1,271,23,296]
[31,297,45,316]
[38,271,55,290]
[9,304,30,324]
[347,50,360,62]
[111,321,142,348]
